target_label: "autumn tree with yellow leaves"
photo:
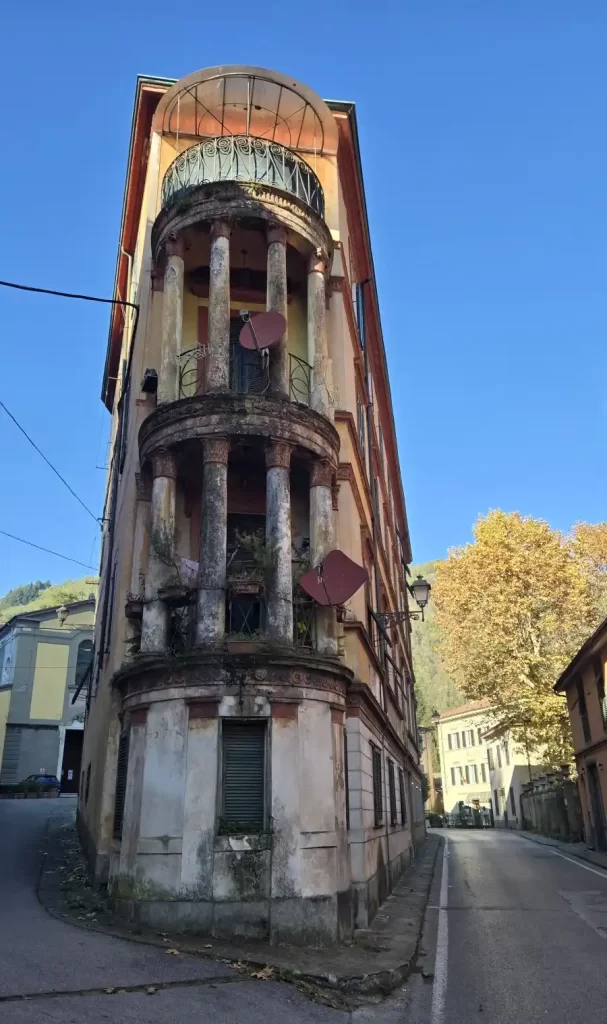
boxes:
[433,511,607,766]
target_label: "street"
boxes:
[3,804,607,1022]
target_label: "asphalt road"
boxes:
[0,799,347,1023]
[4,801,606,1023]
[402,828,607,1024]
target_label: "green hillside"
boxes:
[409,560,462,724]
[0,577,97,626]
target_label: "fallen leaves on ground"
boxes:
[251,966,274,981]
[165,948,181,955]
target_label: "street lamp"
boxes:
[375,573,432,627]
[57,604,68,627]
[410,575,431,613]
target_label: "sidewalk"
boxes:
[518,830,607,871]
[38,807,442,999]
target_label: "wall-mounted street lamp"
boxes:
[376,574,432,627]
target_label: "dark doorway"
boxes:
[61,730,83,793]
[587,762,607,851]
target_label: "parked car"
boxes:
[21,774,61,791]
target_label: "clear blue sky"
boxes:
[1,1,606,594]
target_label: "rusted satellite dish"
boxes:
[239,311,286,351]
[299,550,368,607]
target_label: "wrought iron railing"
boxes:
[162,136,325,219]
[179,346,205,398]
[289,353,312,404]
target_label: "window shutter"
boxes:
[222,722,266,829]
[448,734,452,750]
[371,744,383,825]
[113,730,130,839]
[388,760,397,825]
[399,768,407,825]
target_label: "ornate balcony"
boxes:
[162,136,325,219]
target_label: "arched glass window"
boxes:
[74,640,93,690]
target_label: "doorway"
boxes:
[587,762,607,851]
[60,730,83,793]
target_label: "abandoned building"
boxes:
[78,64,425,944]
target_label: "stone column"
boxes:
[206,220,231,393]
[308,251,330,419]
[196,437,229,646]
[265,439,294,644]
[266,223,289,397]
[158,235,184,405]
[130,473,152,596]
[310,459,338,655]
[140,450,177,654]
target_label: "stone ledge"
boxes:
[138,391,340,468]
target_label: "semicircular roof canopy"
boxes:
[152,65,338,156]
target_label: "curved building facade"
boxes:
[79,65,424,944]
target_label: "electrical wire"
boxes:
[0,277,140,524]
[0,530,97,569]
[0,400,100,524]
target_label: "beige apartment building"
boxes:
[78,64,425,945]
[438,701,544,824]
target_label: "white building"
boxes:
[437,701,544,825]
[437,702,493,814]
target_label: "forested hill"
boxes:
[409,561,462,725]
[0,578,96,626]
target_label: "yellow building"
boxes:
[80,65,425,943]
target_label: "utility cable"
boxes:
[0,276,139,524]
[0,529,97,569]
[0,400,100,524]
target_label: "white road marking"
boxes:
[551,850,607,880]
[430,840,449,1024]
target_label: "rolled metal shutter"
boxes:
[222,722,265,829]
[112,729,130,839]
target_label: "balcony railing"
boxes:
[162,136,325,219]
[178,346,312,405]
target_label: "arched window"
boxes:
[74,640,94,692]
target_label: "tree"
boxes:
[433,511,605,766]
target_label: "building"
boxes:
[554,616,607,851]
[436,702,494,813]
[78,64,424,944]
[0,601,94,790]
[419,725,440,810]
[437,700,545,824]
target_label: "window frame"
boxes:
[398,768,408,825]
[388,759,397,825]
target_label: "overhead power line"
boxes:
[0,276,139,525]
[0,401,100,524]
[0,529,98,570]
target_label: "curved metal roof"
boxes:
[151,65,338,156]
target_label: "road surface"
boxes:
[3,801,607,1022]
[401,828,607,1024]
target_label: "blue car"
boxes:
[22,774,61,791]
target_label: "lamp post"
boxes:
[376,574,432,628]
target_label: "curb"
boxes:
[517,831,607,873]
[37,816,443,999]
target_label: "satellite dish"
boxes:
[299,550,368,607]
[239,311,286,351]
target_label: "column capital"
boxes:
[203,436,230,465]
[165,232,185,259]
[151,264,165,292]
[267,222,287,246]
[152,450,177,480]
[135,472,153,502]
[266,439,293,470]
[331,482,340,511]
[211,219,231,241]
[308,248,328,276]
[310,459,333,488]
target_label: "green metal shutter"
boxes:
[112,729,130,839]
[388,760,397,825]
[222,722,266,830]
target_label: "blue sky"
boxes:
[1,1,606,594]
